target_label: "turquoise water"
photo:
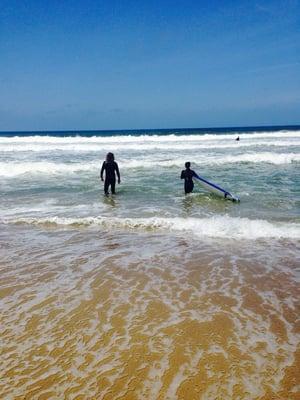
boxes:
[0,127,299,240]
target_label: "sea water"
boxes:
[0,126,299,399]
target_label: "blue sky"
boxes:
[1,0,299,130]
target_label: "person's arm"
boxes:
[100,162,105,181]
[115,162,121,183]
[181,170,185,179]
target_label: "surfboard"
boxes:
[194,172,240,202]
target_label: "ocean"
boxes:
[0,126,299,399]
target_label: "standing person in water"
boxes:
[100,152,121,195]
[181,162,197,194]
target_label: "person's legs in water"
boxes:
[104,179,110,195]
[110,178,116,194]
[104,178,116,194]
[185,181,194,194]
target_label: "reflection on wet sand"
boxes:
[0,227,299,399]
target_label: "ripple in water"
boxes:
[0,226,299,399]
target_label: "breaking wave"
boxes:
[0,141,299,153]
[5,215,300,240]
[0,130,299,144]
[0,153,299,176]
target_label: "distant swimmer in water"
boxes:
[181,162,197,194]
[100,152,121,195]
[236,136,240,141]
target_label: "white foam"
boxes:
[0,161,99,177]
[0,130,299,144]
[218,152,300,165]
[124,153,300,168]
[4,216,300,240]
[0,153,298,176]
[0,140,298,152]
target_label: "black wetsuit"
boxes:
[181,168,196,194]
[100,161,120,194]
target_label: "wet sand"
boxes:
[0,226,299,399]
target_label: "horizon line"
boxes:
[0,123,300,134]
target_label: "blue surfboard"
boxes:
[194,173,240,202]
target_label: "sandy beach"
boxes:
[1,223,299,399]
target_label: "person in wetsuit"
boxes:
[100,152,121,195]
[181,162,197,194]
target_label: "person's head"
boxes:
[185,162,191,169]
[106,152,114,162]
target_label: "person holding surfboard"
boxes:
[181,162,197,194]
[100,152,121,195]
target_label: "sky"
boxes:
[0,0,300,131]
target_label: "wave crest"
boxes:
[0,153,298,177]
[0,130,299,144]
[4,216,300,240]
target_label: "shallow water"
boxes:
[1,226,299,399]
[0,127,300,399]
[1,130,300,227]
